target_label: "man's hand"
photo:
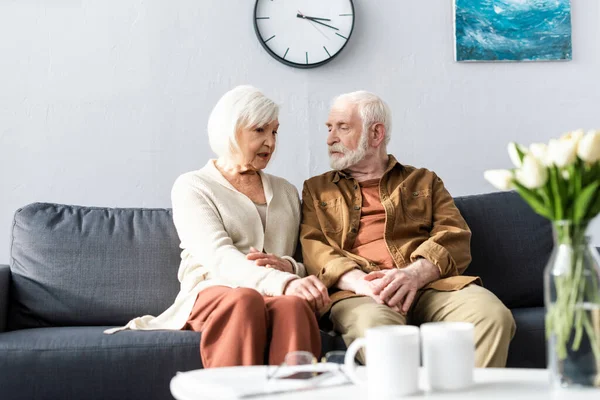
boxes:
[367,259,441,314]
[283,276,331,312]
[352,274,386,304]
[335,269,402,313]
[247,247,294,274]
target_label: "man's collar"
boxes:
[331,155,402,183]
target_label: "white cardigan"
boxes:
[105,160,305,334]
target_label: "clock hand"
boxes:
[295,13,331,21]
[303,17,339,31]
[297,9,329,39]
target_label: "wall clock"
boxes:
[254,0,355,69]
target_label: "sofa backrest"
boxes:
[9,203,182,329]
[454,191,553,309]
[8,192,553,329]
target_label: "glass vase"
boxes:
[544,220,600,388]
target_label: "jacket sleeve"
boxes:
[171,176,297,296]
[409,173,472,277]
[300,181,359,288]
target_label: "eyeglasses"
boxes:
[266,351,349,382]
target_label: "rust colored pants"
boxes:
[183,286,321,368]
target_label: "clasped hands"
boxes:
[246,247,330,312]
[244,248,439,314]
[354,259,441,315]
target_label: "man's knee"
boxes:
[470,296,516,338]
[487,302,516,337]
[470,298,515,368]
[453,287,515,332]
[344,303,405,337]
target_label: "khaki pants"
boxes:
[330,284,516,368]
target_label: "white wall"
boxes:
[1,0,599,264]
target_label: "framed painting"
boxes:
[455,0,572,62]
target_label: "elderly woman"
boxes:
[106,86,329,367]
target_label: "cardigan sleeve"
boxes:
[171,175,298,296]
[281,256,307,277]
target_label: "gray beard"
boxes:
[329,133,369,170]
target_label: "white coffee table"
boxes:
[171,366,599,399]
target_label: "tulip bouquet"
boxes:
[484,130,600,220]
[485,129,600,387]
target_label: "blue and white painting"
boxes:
[455,0,572,62]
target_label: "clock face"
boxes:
[254,0,355,68]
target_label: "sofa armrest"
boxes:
[0,264,10,333]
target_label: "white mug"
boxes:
[420,321,475,391]
[344,325,420,397]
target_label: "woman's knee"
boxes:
[279,295,310,307]
[227,288,266,315]
[271,296,313,315]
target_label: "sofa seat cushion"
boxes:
[0,326,202,400]
[0,326,346,400]
[320,327,347,355]
[0,326,202,353]
[506,307,546,368]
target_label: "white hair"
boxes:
[207,85,279,159]
[332,91,392,145]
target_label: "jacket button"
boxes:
[320,201,327,206]
[354,205,360,211]
[354,184,358,190]
[412,192,419,197]
[351,227,357,233]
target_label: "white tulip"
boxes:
[529,143,550,166]
[569,129,586,142]
[484,169,513,190]
[577,130,600,163]
[547,132,580,167]
[516,155,549,189]
[508,142,525,167]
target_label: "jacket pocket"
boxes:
[401,187,432,224]
[314,197,344,233]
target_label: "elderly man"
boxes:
[300,91,515,367]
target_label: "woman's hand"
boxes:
[246,247,294,274]
[283,276,331,312]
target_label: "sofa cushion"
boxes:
[0,326,202,400]
[8,193,556,327]
[0,326,347,400]
[9,203,182,329]
[0,264,9,332]
[454,191,552,309]
[506,307,546,368]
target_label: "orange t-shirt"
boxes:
[351,179,396,270]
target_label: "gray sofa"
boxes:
[0,191,584,400]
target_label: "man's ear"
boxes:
[371,123,386,146]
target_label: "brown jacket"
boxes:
[300,155,480,313]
